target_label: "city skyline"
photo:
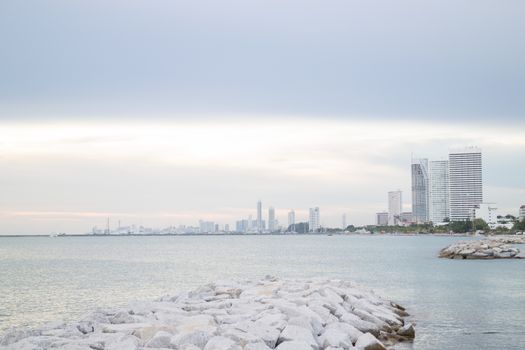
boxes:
[1,124,524,235]
[1,1,524,235]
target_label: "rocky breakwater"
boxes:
[439,239,521,259]
[0,276,414,350]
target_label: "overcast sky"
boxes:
[1,1,524,234]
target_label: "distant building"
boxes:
[199,220,215,233]
[268,206,276,232]
[520,205,525,221]
[256,200,263,232]
[342,213,347,230]
[429,160,450,224]
[400,212,413,225]
[236,219,250,233]
[449,147,483,221]
[309,207,320,232]
[411,158,429,223]
[224,224,230,232]
[471,203,497,226]
[376,212,389,226]
[388,190,402,225]
[288,210,296,231]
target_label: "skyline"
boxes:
[1,1,524,235]
[1,119,524,235]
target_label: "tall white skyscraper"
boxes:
[309,207,320,232]
[411,158,429,223]
[256,200,262,232]
[429,160,450,223]
[268,206,276,232]
[388,190,402,225]
[449,147,483,221]
[287,210,295,231]
[342,213,347,229]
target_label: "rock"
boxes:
[397,323,415,338]
[354,332,386,350]
[244,342,272,350]
[318,328,353,348]
[145,331,173,348]
[0,278,412,350]
[0,328,41,346]
[278,325,318,349]
[171,331,212,349]
[203,336,241,350]
[440,239,521,259]
[276,340,314,350]
[105,335,140,350]
[109,311,135,324]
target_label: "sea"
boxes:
[0,235,524,349]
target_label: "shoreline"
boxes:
[0,232,475,238]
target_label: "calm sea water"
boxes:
[0,235,524,349]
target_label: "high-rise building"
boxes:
[288,210,296,231]
[449,147,483,221]
[256,200,262,232]
[472,203,497,226]
[388,190,402,225]
[309,207,320,232]
[342,213,347,230]
[268,206,276,232]
[411,158,429,223]
[429,160,450,223]
[376,212,389,226]
[199,220,215,233]
[520,205,525,221]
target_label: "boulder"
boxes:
[397,323,415,338]
[354,333,386,350]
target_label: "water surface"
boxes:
[0,235,524,349]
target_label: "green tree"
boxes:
[472,218,489,231]
[513,219,525,231]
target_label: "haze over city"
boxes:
[1,0,524,235]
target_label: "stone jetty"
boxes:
[439,237,523,259]
[0,276,414,350]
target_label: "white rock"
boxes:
[354,332,386,350]
[278,325,318,350]
[171,331,212,349]
[243,342,271,350]
[145,331,173,348]
[275,340,313,350]
[203,336,241,350]
[0,278,411,350]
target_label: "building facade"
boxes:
[411,158,429,223]
[388,190,402,225]
[376,212,389,226]
[288,210,295,231]
[520,205,525,221]
[400,212,413,225]
[268,206,276,232]
[449,147,483,221]
[256,200,262,232]
[429,160,450,223]
[309,207,320,232]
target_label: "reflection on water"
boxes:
[1,235,524,349]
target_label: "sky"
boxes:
[0,1,524,234]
